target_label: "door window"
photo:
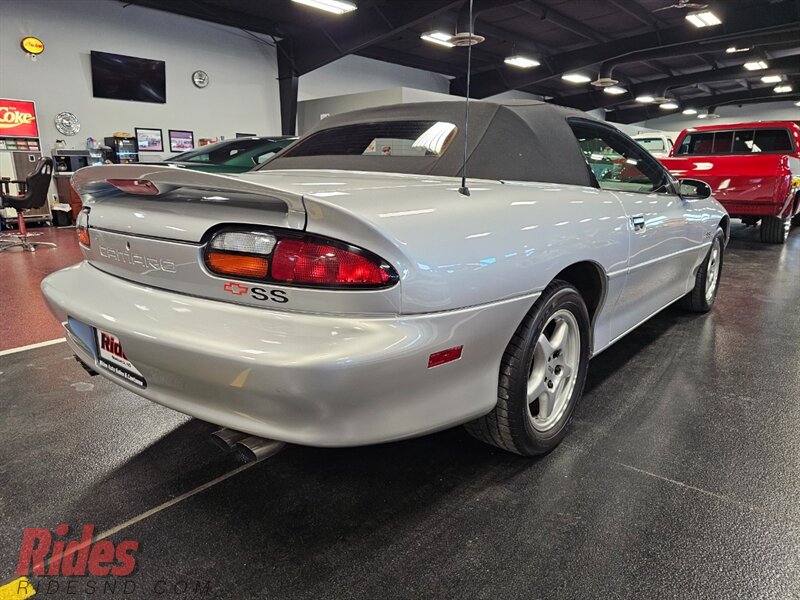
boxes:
[568,120,672,194]
[677,128,793,154]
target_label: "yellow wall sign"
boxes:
[21,36,44,55]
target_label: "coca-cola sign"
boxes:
[0,99,39,138]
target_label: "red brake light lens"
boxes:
[106,179,160,195]
[271,239,393,286]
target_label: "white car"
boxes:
[42,101,728,456]
[633,132,679,158]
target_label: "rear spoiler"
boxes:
[71,164,306,230]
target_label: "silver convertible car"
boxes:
[42,101,728,456]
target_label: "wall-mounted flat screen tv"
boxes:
[91,50,166,103]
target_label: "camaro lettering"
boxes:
[99,246,176,273]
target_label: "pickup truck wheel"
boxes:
[760,216,790,244]
[465,280,590,456]
[681,230,724,313]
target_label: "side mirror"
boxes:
[679,178,712,199]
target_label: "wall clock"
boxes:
[54,111,80,136]
[192,70,209,88]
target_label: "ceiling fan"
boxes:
[653,1,709,12]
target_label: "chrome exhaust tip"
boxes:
[235,436,285,463]
[211,428,249,450]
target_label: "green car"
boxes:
[157,137,297,173]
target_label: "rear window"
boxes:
[676,128,793,155]
[282,121,458,158]
[635,137,666,152]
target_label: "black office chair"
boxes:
[0,157,56,252]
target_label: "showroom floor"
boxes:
[1,223,799,599]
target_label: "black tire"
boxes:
[465,280,590,456]
[760,215,789,244]
[792,213,800,227]
[681,229,724,313]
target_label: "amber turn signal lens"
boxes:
[76,209,90,247]
[206,251,268,278]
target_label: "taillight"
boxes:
[272,239,392,286]
[206,231,275,279]
[203,229,398,289]
[76,208,90,247]
[106,179,160,195]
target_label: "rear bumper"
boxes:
[41,262,537,446]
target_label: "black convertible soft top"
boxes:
[259,100,597,187]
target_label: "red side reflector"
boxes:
[427,346,463,368]
[106,179,160,195]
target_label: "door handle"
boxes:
[631,214,646,232]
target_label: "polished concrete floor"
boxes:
[1,223,799,599]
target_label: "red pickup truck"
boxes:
[660,121,800,244]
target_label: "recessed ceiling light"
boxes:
[761,75,783,83]
[504,55,540,68]
[682,108,698,115]
[744,60,768,71]
[660,102,679,110]
[774,85,793,93]
[726,46,751,54]
[686,10,722,27]
[635,95,655,103]
[292,0,356,14]
[421,31,454,48]
[603,86,626,95]
[561,73,591,83]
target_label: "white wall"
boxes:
[298,54,451,101]
[634,100,800,132]
[0,0,281,159]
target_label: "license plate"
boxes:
[95,329,146,388]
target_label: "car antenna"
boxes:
[451,0,485,197]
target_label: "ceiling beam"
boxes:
[452,1,800,98]
[607,0,664,29]
[279,0,463,75]
[607,82,800,123]
[515,1,610,43]
[556,54,800,111]
[119,0,299,37]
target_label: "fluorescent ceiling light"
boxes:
[744,60,768,71]
[682,108,698,115]
[660,102,679,110]
[292,0,356,14]
[421,31,454,48]
[686,10,722,27]
[726,46,751,54]
[635,95,655,103]
[761,75,783,83]
[561,73,591,83]
[774,85,793,93]
[603,86,626,95]
[504,55,540,68]
[796,101,800,107]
